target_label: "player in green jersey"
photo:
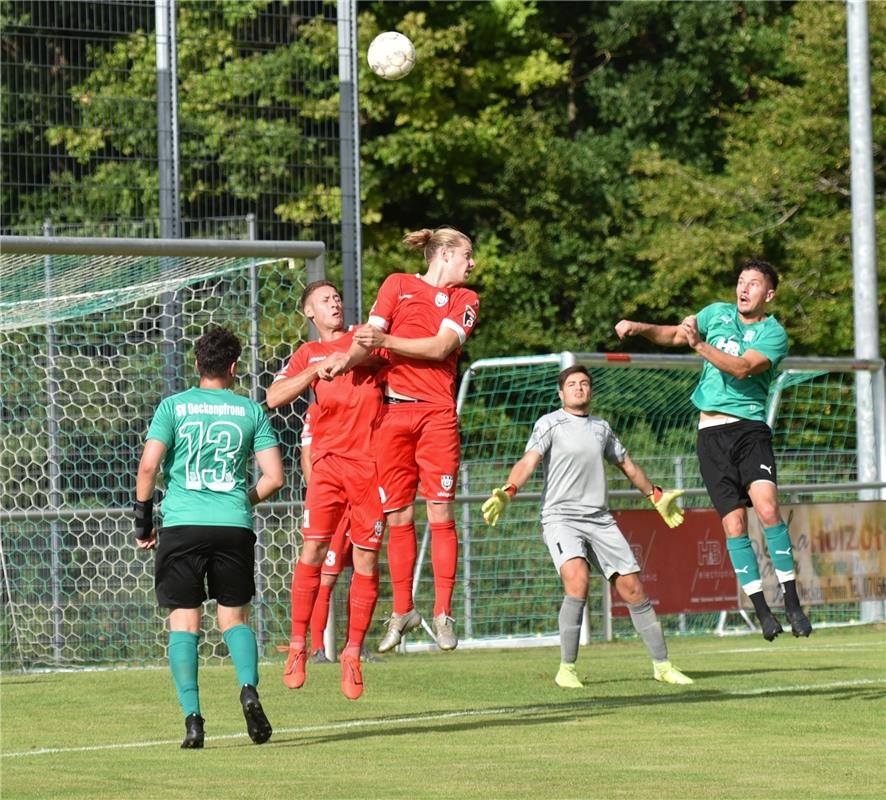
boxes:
[615,259,812,641]
[134,326,284,748]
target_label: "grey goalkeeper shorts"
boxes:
[542,515,640,579]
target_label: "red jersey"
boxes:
[366,273,479,405]
[275,331,383,463]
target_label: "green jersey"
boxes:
[691,302,788,422]
[146,387,279,529]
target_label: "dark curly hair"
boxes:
[194,325,242,378]
[739,258,779,290]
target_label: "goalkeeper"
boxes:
[482,365,692,689]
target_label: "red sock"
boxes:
[387,523,417,614]
[430,520,458,616]
[345,570,380,655]
[310,582,334,652]
[290,561,322,648]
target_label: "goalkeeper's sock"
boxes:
[344,570,380,656]
[763,522,796,580]
[725,534,763,595]
[430,521,458,617]
[387,523,417,615]
[223,624,259,689]
[627,598,668,662]
[310,582,334,652]
[168,630,200,718]
[558,595,586,664]
[290,560,322,648]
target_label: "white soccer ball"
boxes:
[367,31,416,81]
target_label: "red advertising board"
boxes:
[610,508,738,615]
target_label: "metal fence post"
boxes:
[461,463,473,639]
[43,221,64,664]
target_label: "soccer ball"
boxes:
[367,31,416,81]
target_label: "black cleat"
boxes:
[785,607,813,637]
[757,613,783,642]
[240,684,272,745]
[181,713,204,749]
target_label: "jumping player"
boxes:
[267,281,385,699]
[320,227,479,652]
[615,259,812,640]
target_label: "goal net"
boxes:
[0,240,320,669]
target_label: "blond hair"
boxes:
[402,227,471,264]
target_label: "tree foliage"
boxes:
[4,0,882,358]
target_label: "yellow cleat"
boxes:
[653,660,694,685]
[554,662,584,689]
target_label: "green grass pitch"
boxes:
[2,625,884,799]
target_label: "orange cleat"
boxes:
[283,647,307,689]
[340,653,364,700]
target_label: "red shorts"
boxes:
[302,454,385,551]
[375,402,460,510]
[321,513,353,576]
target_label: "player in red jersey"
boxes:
[267,281,385,699]
[296,404,354,664]
[320,227,479,652]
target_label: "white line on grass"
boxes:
[3,678,884,759]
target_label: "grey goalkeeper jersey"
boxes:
[525,408,627,524]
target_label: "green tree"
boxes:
[619,2,886,355]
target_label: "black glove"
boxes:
[133,498,154,541]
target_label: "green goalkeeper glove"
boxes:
[647,486,685,528]
[481,484,517,527]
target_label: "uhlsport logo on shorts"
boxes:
[441,474,453,491]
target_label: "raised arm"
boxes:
[266,362,320,409]
[680,316,771,379]
[354,324,462,362]
[615,319,689,347]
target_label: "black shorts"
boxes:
[155,525,256,609]
[696,420,778,518]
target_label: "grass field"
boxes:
[2,625,884,800]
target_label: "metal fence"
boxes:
[1,0,342,247]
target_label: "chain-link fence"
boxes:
[1,0,341,246]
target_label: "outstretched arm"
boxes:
[615,319,689,347]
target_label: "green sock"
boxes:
[223,624,259,688]
[168,631,200,717]
[763,522,795,576]
[725,535,761,592]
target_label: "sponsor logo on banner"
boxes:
[697,540,723,566]
[441,474,454,491]
[435,291,448,307]
[462,305,477,329]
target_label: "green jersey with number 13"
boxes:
[146,387,279,529]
